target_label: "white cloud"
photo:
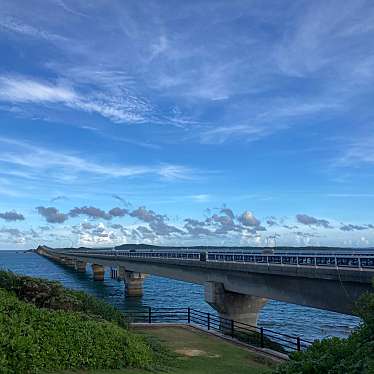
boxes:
[238,211,261,227]
[190,194,211,203]
[0,76,76,103]
[149,35,169,60]
[52,0,88,18]
[335,136,374,167]
[157,165,196,181]
[0,16,66,42]
[0,75,151,124]
[0,177,25,197]
[274,1,374,77]
[200,98,339,144]
[77,222,119,246]
[327,193,374,198]
[200,124,267,144]
[0,137,197,182]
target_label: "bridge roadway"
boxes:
[37,246,374,326]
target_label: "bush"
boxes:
[0,271,127,328]
[274,285,374,374]
[0,288,164,373]
[65,288,128,328]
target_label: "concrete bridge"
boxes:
[36,246,374,326]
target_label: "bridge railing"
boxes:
[123,307,312,354]
[65,248,374,270]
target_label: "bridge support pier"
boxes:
[75,260,87,273]
[123,271,147,297]
[64,257,75,268]
[205,282,267,328]
[92,264,105,281]
[117,266,126,281]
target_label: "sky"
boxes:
[0,0,374,249]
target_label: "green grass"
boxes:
[57,326,277,374]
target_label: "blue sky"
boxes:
[0,0,374,249]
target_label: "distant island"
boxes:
[39,243,373,252]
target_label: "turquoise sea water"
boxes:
[0,250,361,342]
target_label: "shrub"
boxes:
[65,288,128,328]
[0,289,158,373]
[274,284,374,374]
[0,271,127,328]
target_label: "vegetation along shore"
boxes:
[0,271,373,373]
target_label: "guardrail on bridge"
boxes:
[64,248,374,270]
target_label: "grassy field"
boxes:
[58,326,277,374]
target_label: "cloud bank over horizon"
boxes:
[0,202,372,248]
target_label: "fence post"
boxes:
[207,313,210,330]
[260,327,264,348]
[231,319,234,338]
[148,307,152,324]
[187,307,190,323]
[297,337,301,351]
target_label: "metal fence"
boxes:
[65,248,374,269]
[124,307,312,354]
